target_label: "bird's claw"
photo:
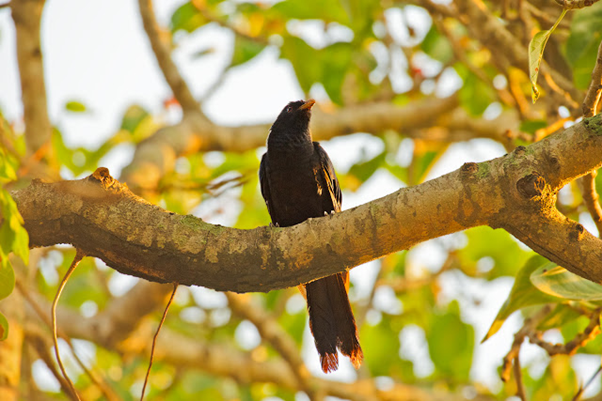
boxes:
[269,222,280,227]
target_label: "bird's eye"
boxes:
[286,106,293,113]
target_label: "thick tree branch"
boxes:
[8,114,602,291]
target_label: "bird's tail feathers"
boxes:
[306,273,363,373]
[330,273,363,369]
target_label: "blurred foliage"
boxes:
[1,0,602,400]
[0,116,28,341]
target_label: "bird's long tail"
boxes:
[305,273,363,373]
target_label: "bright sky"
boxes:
[1,0,599,398]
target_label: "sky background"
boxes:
[1,0,600,398]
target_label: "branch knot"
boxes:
[517,173,547,199]
[569,223,586,241]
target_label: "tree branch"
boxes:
[454,0,582,110]
[582,40,602,117]
[11,0,52,156]
[137,0,205,115]
[36,299,491,401]
[225,293,313,393]
[121,95,513,192]
[580,40,602,238]
[8,114,602,292]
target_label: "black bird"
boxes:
[259,99,363,373]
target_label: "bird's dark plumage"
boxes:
[259,99,363,373]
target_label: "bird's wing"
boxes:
[313,142,342,213]
[259,153,275,218]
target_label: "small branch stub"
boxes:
[91,167,114,186]
[460,162,479,177]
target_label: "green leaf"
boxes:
[170,2,205,34]
[565,2,602,89]
[457,66,496,116]
[231,36,265,67]
[0,311,8,341]
[280,36,322,93]
[421,25,453,63]
[0,148,17,183]
[348,151,386,183]
[272,0,349,24]
[408,140,449,185]
[320,42,352,104]
[457,226,533,278]
[120,105,155,143]
[427,301,474,381]
[65,100,87,113]
[519,119,548,135]
[530,264,602,300]
[0,258,15,301]
[537,303,583,331]
[361,317,401,376]
[280,38,352,104]
[528,9,567,103]
[0,190,28,266]
[482,256,562,342]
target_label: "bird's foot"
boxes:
[269,222,280,227]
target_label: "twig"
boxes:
[140,282,178,401]
[51,250,84,400]
[16,279,121,401]
[501,305,553,382]
[573,362,602,401]
[137,0,203,115]
[533,116,572,141]
[580,40,602,238]
[527,309,601,356]
[513,356,527,401]
[581,171,602,238]
[25,329,80,401]
[582,40,602,117]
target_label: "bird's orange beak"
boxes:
[299,99,316,110]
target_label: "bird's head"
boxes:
[268,99,315,143]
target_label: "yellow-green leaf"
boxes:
[482,256,562,342]
[530,264,602,300]
[0,258,15,301]
[0,311,8,341]
[65,100,87,113]
[528,9,567,103]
